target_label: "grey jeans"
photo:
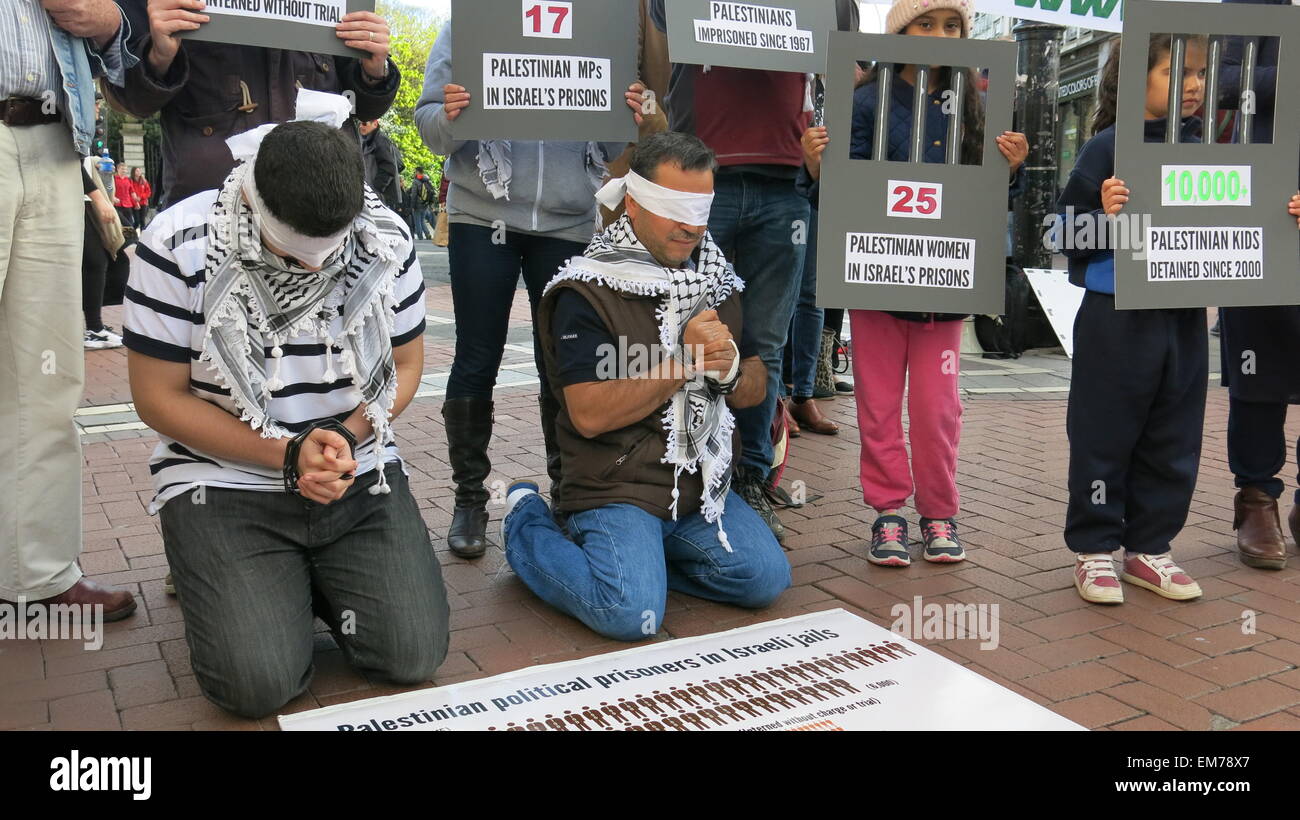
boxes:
[159,464,450,719]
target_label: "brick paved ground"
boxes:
[4,264,1300,731]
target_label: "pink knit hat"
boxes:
[886,0,973,36]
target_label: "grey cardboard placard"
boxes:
[1113,0,1300,310]
[180,0,374,58]
[816,32,1016,316]
[663,0,837,74]
[451,0,638,142]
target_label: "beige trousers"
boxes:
[0,122,85,600]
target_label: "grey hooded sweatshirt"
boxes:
[415,21,631,245]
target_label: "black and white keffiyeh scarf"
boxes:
[200,161,408,495]
[545,214,744,548]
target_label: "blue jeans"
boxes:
[445,223,587,400]
[707,173,810,471]
[504,491,791,641]
[413,206,432,239]
[784,209,824,398]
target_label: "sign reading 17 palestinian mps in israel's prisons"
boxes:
[179,0,374,58]
[1111,0,1300,310]
[450,0,638,142]
[663,0,839,74]
[815,33,1016,316]
[278,609,1084,730]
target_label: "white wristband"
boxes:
[718,339,740,385]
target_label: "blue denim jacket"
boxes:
[47,8,137,155]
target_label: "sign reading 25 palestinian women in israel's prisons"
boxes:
[180,0,375,58]
[450,0,639,142]
[663,0,840,74]
[815,32,1017,316]
[1111,0,1300,309]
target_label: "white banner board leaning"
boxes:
[279,609,1083,731]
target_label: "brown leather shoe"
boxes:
[1233,487,1287,570]
[1290,503,1299,551]
[36,577,137,622]
[780,397,800,437]
[789,397,839,435]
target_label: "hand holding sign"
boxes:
[336,11,390,81]
[1101,177,1130,216]
[145,0,210,77]
[1290,193,1300,230]
[995,131,1028,177]
[801,126,829,181]
[443,84,471,122]
[625,81,647,126]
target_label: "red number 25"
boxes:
[891,185,938,215]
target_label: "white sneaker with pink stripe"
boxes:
[1075,553,1123,605]
[1121,553,1203,601]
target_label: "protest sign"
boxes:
[1112,0,1300,309]
[1024,269,1084,358]
[663,0,839,73]
[279,609,1083,731]
[180,0,375,58]
[451,0,638,141]
[976,0,1125,33]
[816,32,1016,315]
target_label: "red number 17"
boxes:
[525,4,570,34]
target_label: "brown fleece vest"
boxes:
[537,278,744,520]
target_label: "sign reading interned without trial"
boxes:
[1112,0,1300,309]
[816,32,1017,316]
[451,0,638,142]
[179,0,375,58]
[278,609,1083,731]
[663,0,839,74]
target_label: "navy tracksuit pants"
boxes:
[1065,291,1208,555]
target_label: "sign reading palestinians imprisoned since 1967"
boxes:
[278,609,1084,731]
[179,0,375,58]
[663,0,839,74]
[1111,0,1300,309]
[815,32,1017,316]
[451,0,638,142]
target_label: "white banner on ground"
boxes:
[1024,268,1083,358]
[279,609,1083,731]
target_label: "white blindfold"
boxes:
[596,170,715,227]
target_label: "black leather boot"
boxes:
[538,391,564,507]
[442,397,494,558]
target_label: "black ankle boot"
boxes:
[442,397,494,558]
[538,391,564,507]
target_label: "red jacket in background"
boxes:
[131,177,152,208]
[113,176,136,209]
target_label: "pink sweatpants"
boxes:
[848,310,964,519]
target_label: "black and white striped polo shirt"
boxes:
[124,190,426,513]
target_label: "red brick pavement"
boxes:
[4,288,1300,731]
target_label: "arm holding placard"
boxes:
[414,24,466,157]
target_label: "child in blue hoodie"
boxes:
[1059,35,1212,605]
